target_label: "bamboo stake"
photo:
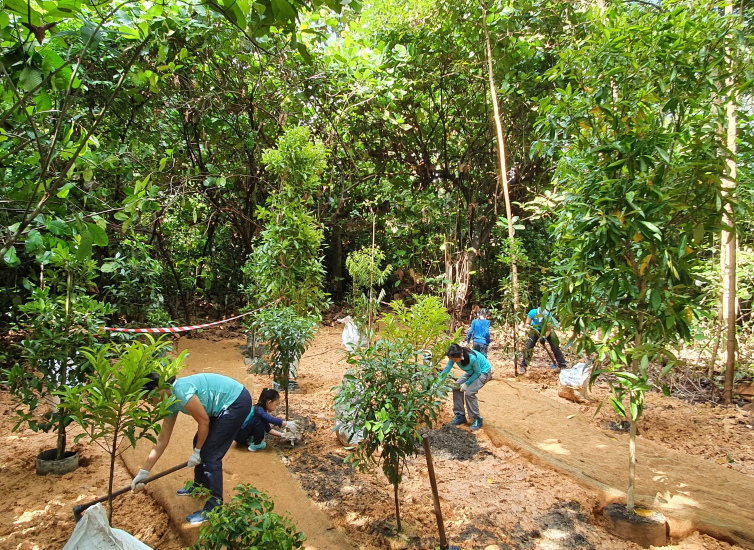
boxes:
[481,1,519,375]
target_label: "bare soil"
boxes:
[1,323,751,550]
[0,391,183,550]
[512,339,754,478]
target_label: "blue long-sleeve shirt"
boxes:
[241,405,283,433]
[440,350,491,386]
[466,319,491,345]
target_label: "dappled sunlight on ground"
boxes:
[537,438,572,455]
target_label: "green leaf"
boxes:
[297,43,312,64]
[3,246,20,267]
[654,146,670,164]
[693,223,704,245]
[77,228,93,261]
[57,182,75,198]
[19,67,43,92]
[87,223,108,247]
[271,0,296,22]
[25,230,44,254]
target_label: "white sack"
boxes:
[558,362,592,403]
[62,503,153,550]
[338,316,365,351]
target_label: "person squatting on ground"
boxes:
[519,307,567,373]
[234,388,298,452]
[466,307,491,357]
[132,372,252,525]
[441,343,492,431]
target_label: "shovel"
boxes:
[73,462,188,522]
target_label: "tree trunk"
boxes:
[708,299,724,380]
[482,1,519,374]
[108,421,120,525]
[330,225,344,299]
[157,229,192,325]
[722,0,738,404]
[284,367,290,422]
[393,482,402,533]
[57,269,73,460]
[627,312,644,513]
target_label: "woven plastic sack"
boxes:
[63,503,152,550]
[558,362,592,403]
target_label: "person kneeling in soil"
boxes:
[441,343,492,431]
[234,388,298,452]
[131,373,252,525]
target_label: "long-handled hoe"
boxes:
[73,462,189,522]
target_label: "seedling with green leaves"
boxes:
[250,306,318,420]
[382,294,461,367]
[192,484,305,550]
[335,337,449,532]
[346,245,393,339]
[5,245,113,461]
[58,337,185,523]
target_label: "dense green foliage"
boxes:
[1,0,752,397]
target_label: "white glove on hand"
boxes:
[187,448,202,467]
[286,420,299,433]
[459,383,469,392]
[131,469,150,492]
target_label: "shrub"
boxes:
[193,485,305,550]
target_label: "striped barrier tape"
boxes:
[103,300,279,334]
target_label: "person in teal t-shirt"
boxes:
[440,343,492,431]
[519,307,567,373]
[131,373,252,525]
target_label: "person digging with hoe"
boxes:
[441,343,492,431]
[519,307,567,374]
[132,372,252,525]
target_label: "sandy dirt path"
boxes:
[479,375,754,548]
[120,336,358,550]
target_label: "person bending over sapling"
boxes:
[441,343,492,431]
[234,388,298,451]
[132,373,252,525]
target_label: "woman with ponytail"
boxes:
[440,343,492,431]
[234,388,298,451]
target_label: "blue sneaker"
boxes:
[470,417,483,431]
[186,508,210,525]
[449,414,468,426]
[248,441,267,452]
[177,483,197,497]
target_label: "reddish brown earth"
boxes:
[1,323,752,550]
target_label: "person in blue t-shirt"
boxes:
[131,372,252,525]
[519,307,567,373]
[466,308,491,357]
[440,343,492,431]
[234,388,298,452]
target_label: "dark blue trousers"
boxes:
[192,387,251,510]
[472,342,489,357]
[234,415,267,446]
